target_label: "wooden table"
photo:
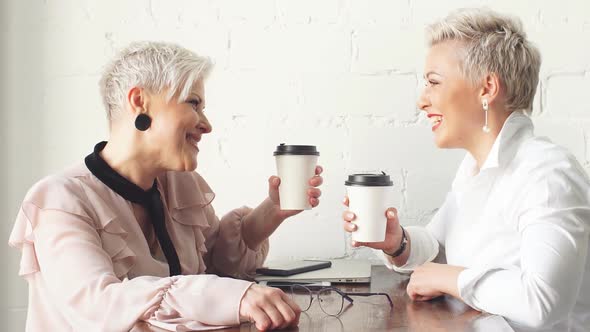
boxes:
[133,265,514,331]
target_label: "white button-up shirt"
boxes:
[380,112,590,331]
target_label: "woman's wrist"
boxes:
[241,198,284,249]
[383,225,407,257]
[383,223,411,267]
[440,265,465,299]
[264,197,287,225]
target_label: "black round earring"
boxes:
[134,114,152,131]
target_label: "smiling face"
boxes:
[147,79,212,172]
[417,40,485,149]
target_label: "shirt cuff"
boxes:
[457,267,483,304]
[377,226,439,273]
[159,275,254,326]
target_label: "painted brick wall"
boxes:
[2,0,589,329]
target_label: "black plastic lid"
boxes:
[273,143,319,156]
[345,172,393,186]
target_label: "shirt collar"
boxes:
[461,111,535,176]
[84,141,182,276]
[84,141,159,204]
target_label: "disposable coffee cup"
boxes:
[345,173,394,242]
[274,144,319,210]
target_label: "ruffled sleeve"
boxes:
[165,171,269,278]
[146,275,252,331]
[206,206,269,278]
[9,202,40,278]
[10,175,141,281]
[8,173,254,331]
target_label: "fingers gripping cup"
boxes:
[345,173,394,242]
[274,144,319,210]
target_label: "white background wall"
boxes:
[2,0,590,329]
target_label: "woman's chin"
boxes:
[180,148,199,171]
[170,157,198,172]
[184,158,198,172]
[434,134,449,149]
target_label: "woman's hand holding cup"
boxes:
[268,165,323,220]
[240,146,322,250]
[342,196,403,253]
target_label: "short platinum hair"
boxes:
[426,8,541,112]
[99,41,214,121]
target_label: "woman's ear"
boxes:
[479,73,501,105]
[127,87,147,114]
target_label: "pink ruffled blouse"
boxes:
[9,163,269,331]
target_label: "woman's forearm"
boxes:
[241,198,284,250]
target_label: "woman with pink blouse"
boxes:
[9,41,323,332]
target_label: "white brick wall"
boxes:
[2,0,590,329]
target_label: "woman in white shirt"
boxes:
[342,8,590,332]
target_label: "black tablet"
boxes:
[256,260,332,276]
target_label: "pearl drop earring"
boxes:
[482,99,490,133]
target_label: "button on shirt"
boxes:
[381,112,590,331]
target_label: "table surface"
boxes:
[133,265,514,332]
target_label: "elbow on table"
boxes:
[515,307,556,329]
[513,282,571,329]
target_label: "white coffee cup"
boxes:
[345,173,394,242]
[274,144,319,210]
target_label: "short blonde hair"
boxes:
[99,41,213,121]
[426,8,541,112]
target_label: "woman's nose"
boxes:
[198,114,212,134]
[417,89,430,112]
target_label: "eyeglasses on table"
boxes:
[286,284,393,317]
